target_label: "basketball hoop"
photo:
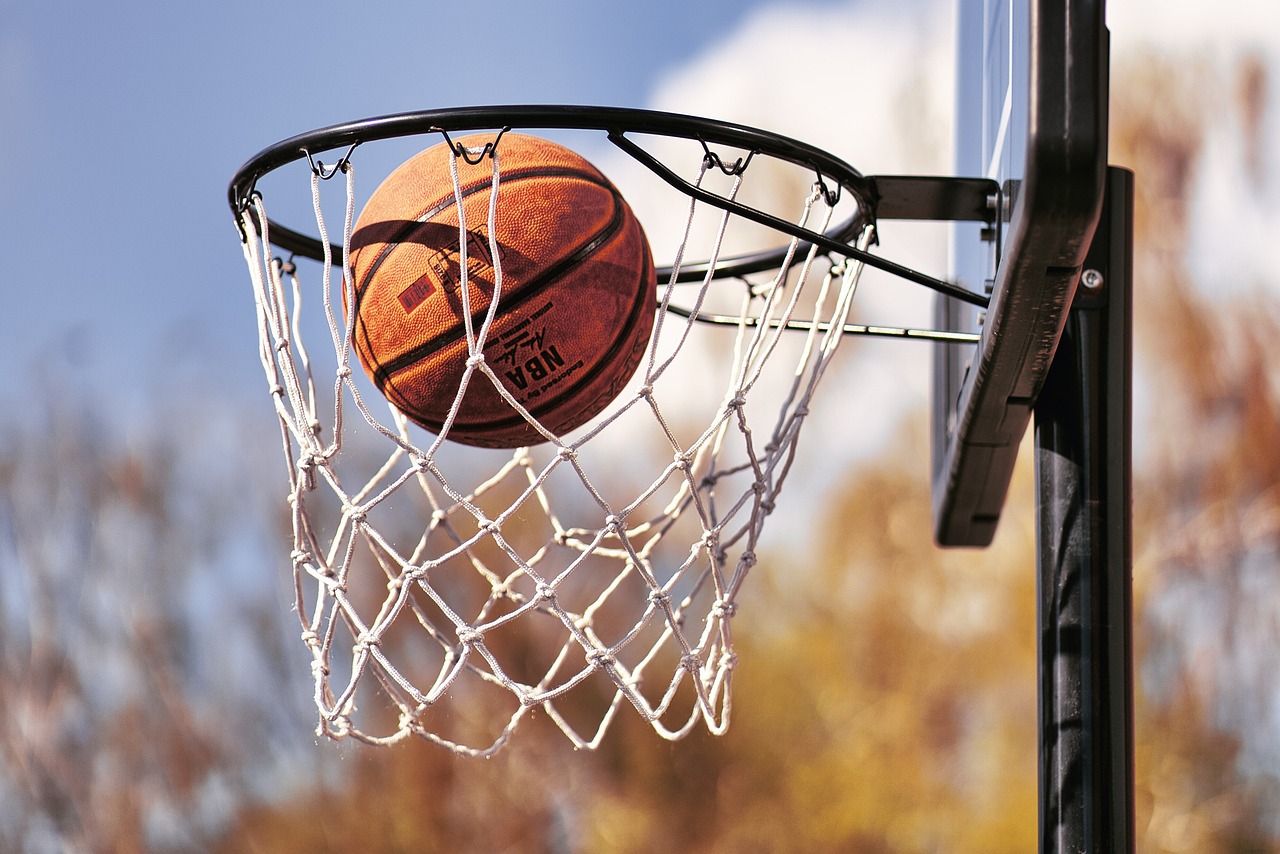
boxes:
[228,105,989,755]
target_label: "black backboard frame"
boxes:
[932,0,1109,547]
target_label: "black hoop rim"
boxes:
[230,104,993,309]
[229,104,881,284]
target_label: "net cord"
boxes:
[236,137,874,754]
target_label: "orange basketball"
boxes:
[348,134,657,448]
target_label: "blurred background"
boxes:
[4,0,1280,850]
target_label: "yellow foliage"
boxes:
[218,46,1280,854]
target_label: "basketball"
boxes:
[347,133,657,448]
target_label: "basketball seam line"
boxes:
[373,185,627,385]
[352,164,609,311]
[381,191,652,439]
[411,236,654,441]
[350,164,611,384]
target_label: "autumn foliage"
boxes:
[4,49,1280,854]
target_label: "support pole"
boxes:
[1033,166,1134,854]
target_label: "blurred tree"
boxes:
[572,430,1043,854]
[218,427,1043,854]
[218,47,1280,854]
[0,398,308,852]
[1113,49,1280,851]
[7,41,1280,854]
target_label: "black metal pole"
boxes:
[1033,166,1134,854]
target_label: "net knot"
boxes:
[233,141,870,751]
[711,599,737,619]
[585,647,616,667]
[298,452,327,472]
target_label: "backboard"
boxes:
[932,0,1109,546]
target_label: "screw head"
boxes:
[1081,269,1105,291]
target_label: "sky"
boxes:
[2,0,1278,435]
[1,0,855,426]
[5,0,1280,822]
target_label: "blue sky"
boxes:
[7,0,1280,801]
[4,0,1277,433]
[0,0,848,425]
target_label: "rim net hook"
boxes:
[814,171,840,207]
[304,143,359,180]
[438,127,511,165]
[698,138,754,176]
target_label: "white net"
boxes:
[236,137,873,755]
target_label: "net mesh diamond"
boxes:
[236,138,872,755]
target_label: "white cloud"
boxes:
[1111,0,1280,297]
[1109,0,1280,55]
[609,0,957,477]
[594,0,1280,533]
[1184,74,1280,294]
[647,0,955,176]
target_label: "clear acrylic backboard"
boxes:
[933,0,1109,546]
